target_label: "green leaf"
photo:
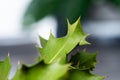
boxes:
[70,51,97,70]
[68,70,105,80]
[39,18,89,64]
[13,61,70,80]
[0,55,11,80]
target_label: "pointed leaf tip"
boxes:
[74,17,81,24]
[79,34,90,46]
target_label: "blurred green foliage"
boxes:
[23,0,120,36]
[109,0,120,6]
[23,0,92,25]
[23,0,92,37]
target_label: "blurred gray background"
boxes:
[0,0,120,80]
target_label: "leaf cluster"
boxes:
[0,18,105,80]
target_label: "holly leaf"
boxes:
[68,70,105,80]
[70,51,97,70]
[39,18,89,64]
[0,55,11,80]
[13,61,70,80]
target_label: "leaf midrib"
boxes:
[48,26,78,63]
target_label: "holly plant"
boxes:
[0,18,105,80]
